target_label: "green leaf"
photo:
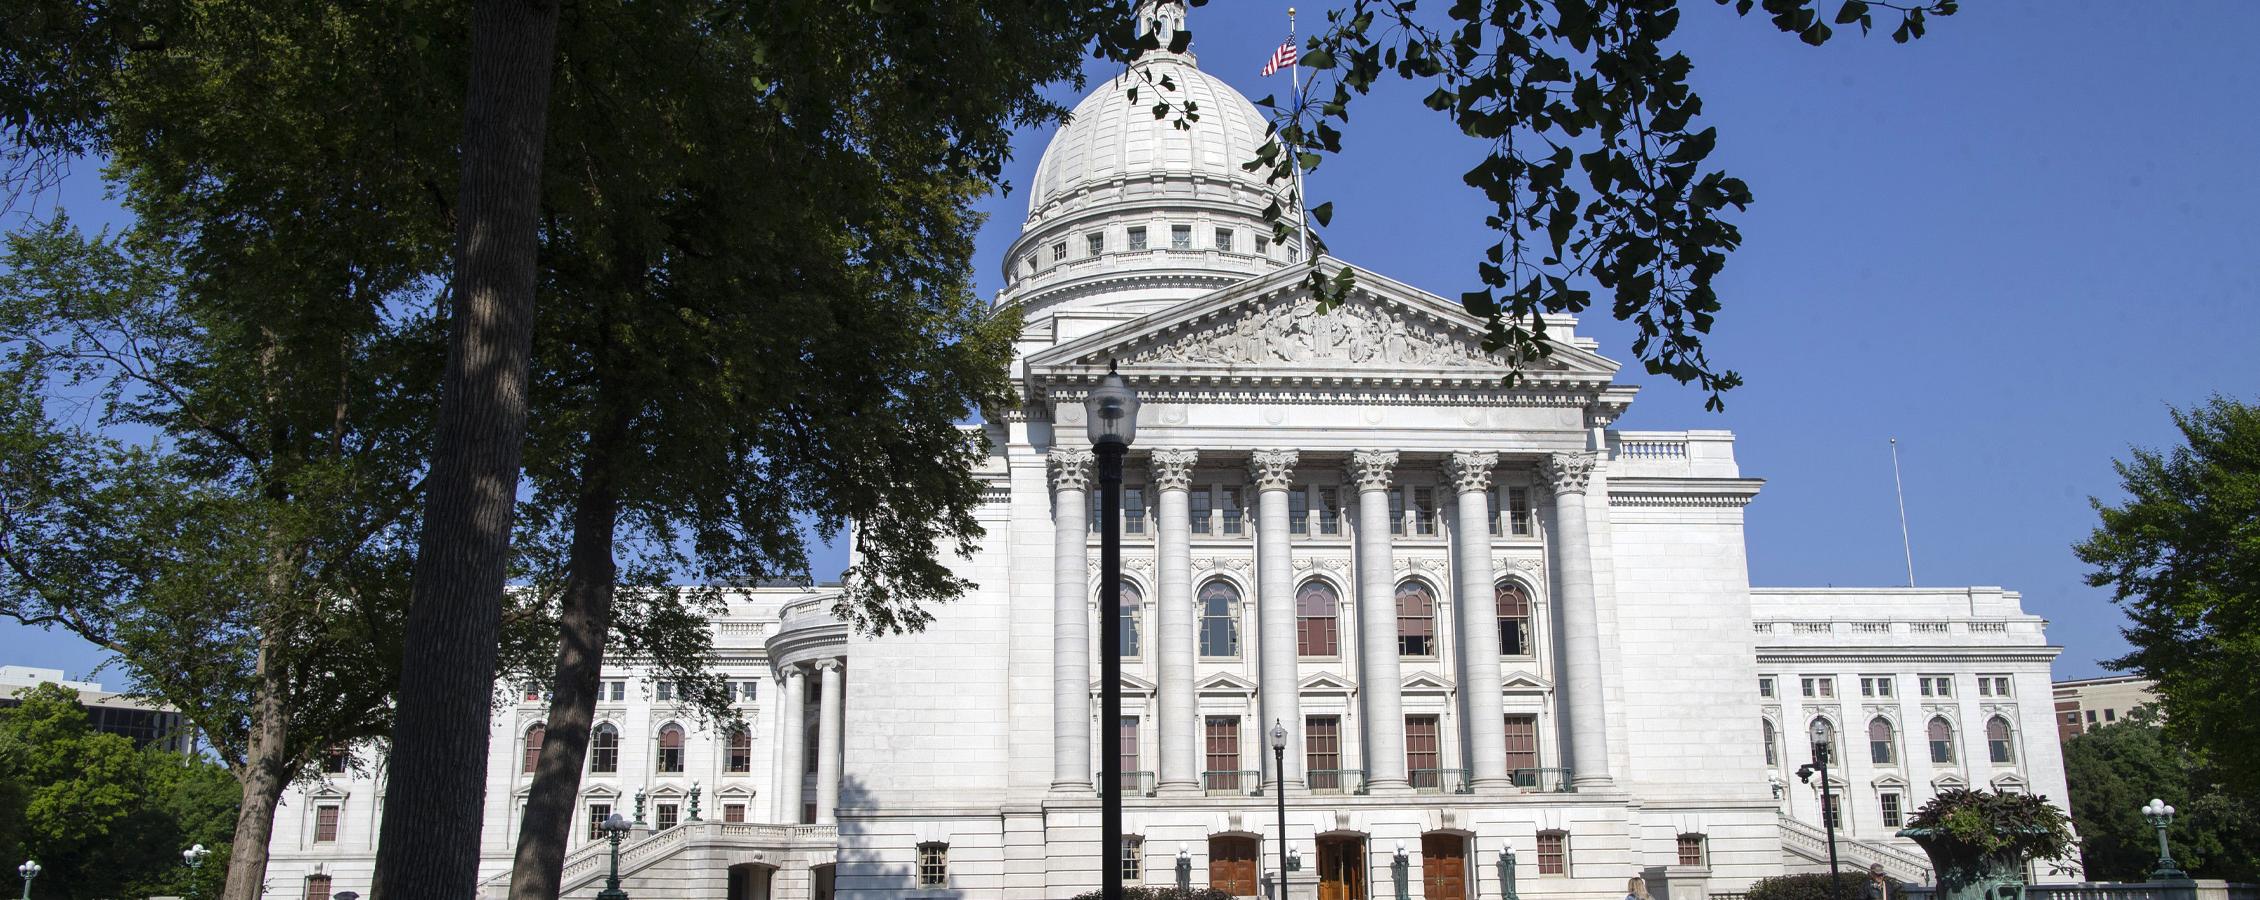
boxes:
[1834,0,1869,25]
[1311,201,1334,227]
[1302,48,1336,70]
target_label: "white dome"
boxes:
[1025,55,1275,223]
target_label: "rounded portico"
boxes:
[766,592,850,827]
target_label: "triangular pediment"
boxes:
[1501,670,1552,692]
[1026,258,1621,388]
[1299,672,1357,695]
[1401,670,1455,694]
[1092,672,1158,695]
[1197,672,1260,696]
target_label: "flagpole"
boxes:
[1891,437,1915,587]
[1286,6,1313,265]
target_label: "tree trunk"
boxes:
[220,638,294,900]
[507,400,628,900]
[371,0,560,896]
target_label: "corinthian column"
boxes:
[1352,451,1409,793]
[1150,449,1201,796]
[777,665,806,822]
[1048,449,1094,792]
[1249,449,1302,791]
[815,659,845,823]
[1546,452,1613,789]
[1449,451,1511,792]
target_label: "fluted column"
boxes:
[1250,449,1302,791]
[777,665,807,822]
[1546,452,1613,789]
[1151,449,1201,795]
[1049,449,1094,792]
[1450,452,1511,791]
[1352,451,1409,792]
[815,659,845,823]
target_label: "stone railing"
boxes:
[1905,882,2260,900]
[1778,814,1931,883]
[1617,438,1689,460]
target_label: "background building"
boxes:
[0,664,190,753]
[2052,674,2156,741]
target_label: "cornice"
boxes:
[1607,477,1766,508]
[1756,645,2064,664]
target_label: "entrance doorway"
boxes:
[1317,835,1367,900]
[726,863,774,900]
[1209,834,1261,897]
[1421,833,1468,900]
[810,863,835,900]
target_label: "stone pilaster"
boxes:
[776,665,806,822]
[1048,449,1094,792]
[814,659,845,823]
[1449,451,1511,791]
[1249,449,1302,791]
[1545,451,1613,789]
[1150,449,1201,795]
[1352,450,1410,793]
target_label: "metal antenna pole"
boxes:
[1287,7,1313,264]
[1890,438,1915,587]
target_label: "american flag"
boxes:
[1260,40,1298,77]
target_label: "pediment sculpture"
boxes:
[1123,295,1531,369]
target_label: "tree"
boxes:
[0,683,239,900]
[2074,395,2260,799]
[2062,712,2260,881]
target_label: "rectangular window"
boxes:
[1537,832,1567,875]
[1255,235,1271,255]
[2105,708,2116,722]
[1289,487,1309,535]
[610,680,626,701]
[1220,487,1243,535]
[1171,224,1193,249]
[724,803,746,823]
[1087,233,1105,256]
[656,803,679,831]
[523,682,542,702]
[315,805,339,843]
[1316,488,1340,535]
[1758,677,1776,699]
[2085,710,2097,724]
[1214,227,1233,251]
[1405,715,1440,786]
[1861,676,1895,698]
[1412,488,1437,535]
[1504,714,1539,773]
[1508,487,1534,536]
[1051,241,1067,262]
[1190,488,1213,534]
[1123,486,1147,535]
[1487,490,1502,536]
[1801,676,1835,698]
[1920,675,1954,697]
[1880,792,1904,829]
[305,876,332,900]
[656,681,673,702]
[588,804,612,840]
[1128,226,1148,250]
[1389,489,1406,535]
[1676,834,1705,868]
[1122,836,1145,885]
[1821,793,1842,830]
[918,843,949,889]
[1204,716,1241,790]
[1306,716,1341,790]
[322,746,350,774]
[1978,675,2012,697]
[1121,716,1141,787]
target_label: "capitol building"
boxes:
[262,3,2071,898]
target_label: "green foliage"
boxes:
[1228,0,1953,409]
[2061,716,2260,882]
[0,683,240,900]
[1072,888,1235,900]
[2074,395,2260,800]
[1748,872,1877,900]
[1902,789,2076,868]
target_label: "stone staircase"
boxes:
[474,822,840,898]
[1780,814,1934,884]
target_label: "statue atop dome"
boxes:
[1136,0,1189,57]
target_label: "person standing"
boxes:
[1863,864,1892,900]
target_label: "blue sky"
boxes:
[7,1,2254,683]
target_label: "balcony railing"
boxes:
[1099,771,1156,798]
[1306,769,1364,795]
[1203,769,1262,797]
[1409,768,1471,794]
[1512,767,1574,792]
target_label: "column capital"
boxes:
[815,658,843,673]
[781,665,805,681]
[1350,450,1399,491]
[1150,449,1200,491]
[1247,449,1298,491]
[1543,451,1597,496]
[1447,451,1499,494]
[1048,448,1095,492]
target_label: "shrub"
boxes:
[1070,888,1234,900]
[1903,789,2077,867]
[1748,872,1882,900]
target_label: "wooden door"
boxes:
[1422,834,1467,900]
[1318,837,1365,900]
[1210,835,1260,897]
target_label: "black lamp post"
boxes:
[1087,362,1139,900]
[2142,798,2187,881]
[1391,842,1408,900]
[1798,719,1842,898]
[1271,719,1289,900]
[596,812,634,900]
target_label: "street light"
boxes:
[1800,719,1842,898]
[1392,842,1409,900]
[2141,798,2187,881]
[16,860,38,900]
[182,844,212,900]
[1271,719,1290,898]
[596,812,635,900]
[1088,361,1138,900]
[1499,844,1519,900]
[1176,846,1192,892]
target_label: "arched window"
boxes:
[1869,717,1898,765]
[1763,719,1778,767]
[1497,581,1532,656]
[1987,716,2015,764]
[1928,717,1956,764]
[727,725,752,773]
[1396,581,1436,656]
[1199,580,1241,658]
[657,723,685,773]
[1296,581,1339,657]
[1118,580,1145,658]
[590,723,619,773]
[523,723,545,774]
